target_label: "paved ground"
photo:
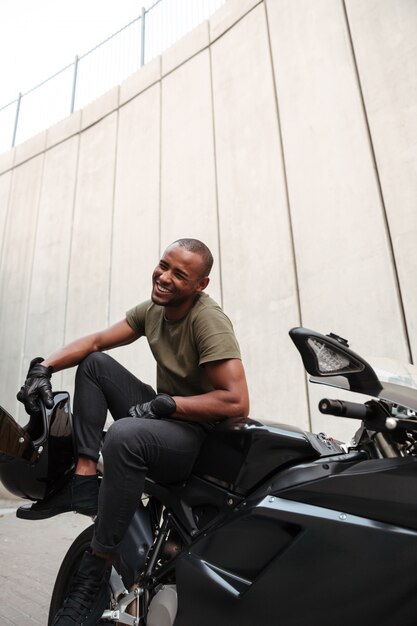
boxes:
[0,499,92,625]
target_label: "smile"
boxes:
[156,282,173,294]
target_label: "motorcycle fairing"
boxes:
[173,494,417,626]
[171,438,417,625]
[118,501,154,588]
[275,454,417,530]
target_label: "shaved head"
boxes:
[168,239,213,277]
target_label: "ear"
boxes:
[197,276,210,292]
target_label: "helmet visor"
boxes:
[0,406,38,464]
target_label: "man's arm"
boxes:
[43,319,141,372]
[172,359,249,423]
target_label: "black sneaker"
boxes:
[16,475,99,520]
[52,550,111,625]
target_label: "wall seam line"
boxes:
[0,167,15,296]
[107,108,120,327]
[0,163,17,414]
[20,150,47,410]
[342,0,413,364]
[158,76,163,256]
[208,44,224,308]
[209,0,264,45]
[263,0,312,428]
[62,134,82,351]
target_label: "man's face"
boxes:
[151,244,209,314]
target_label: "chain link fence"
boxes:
[0,0,225,153]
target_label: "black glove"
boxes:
[17,357,54,416]
[128,393,176,420]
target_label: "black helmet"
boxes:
[0,392,75,500]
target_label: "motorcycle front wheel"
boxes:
[48,516,155,625]
[48,497,167,625]
[48,524,98,625]
[48,524,133,625]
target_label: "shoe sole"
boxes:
[16,507,97,521]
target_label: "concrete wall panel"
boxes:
[211,4,308,427]
[14,131,46,168]
[0,170,11,259]
[21,136,79,415]
[62,113,117,395]
[109,85,161,383]
[162,20,209,77]
[119,57,161,107]
[266,0,409,436]
[345,0,417,360]
[81,87,119,132]
[210,0,262,42]
[0,156,44,414]
[0,148,14,175]
[160,50,221,303]
[266,0,408,356]
[46,111,81,151]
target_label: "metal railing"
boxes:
[0,0,225,153]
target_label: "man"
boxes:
[17,238,249,626]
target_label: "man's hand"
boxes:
[129,394,176,420]
[17,358,54,416]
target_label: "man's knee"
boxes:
[76,351,114,378]
[102,418,157,461]
[102,418,139,454]
[101,418,146,468]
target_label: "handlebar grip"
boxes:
[319,398,369,420]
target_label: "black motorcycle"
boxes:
[1,327,417,626]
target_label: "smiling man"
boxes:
[16,238,249,626]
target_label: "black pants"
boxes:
[72,353,207,553]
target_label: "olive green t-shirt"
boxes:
[125,293,241,397]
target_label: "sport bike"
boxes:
[1,327,417,626]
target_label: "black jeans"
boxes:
[72,353,207,553]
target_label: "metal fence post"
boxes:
[11,93,22,148]
[70,55,79,114]
[140,7,146,66]
[1,1,225,146]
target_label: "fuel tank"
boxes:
[192,418,344,495]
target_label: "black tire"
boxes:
[48,499,164,625]
[48,524,95,625]
[48,524,133,626]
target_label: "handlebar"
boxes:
[319,397,417,439]
[319,398,371,420]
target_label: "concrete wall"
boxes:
[0,0,416,449]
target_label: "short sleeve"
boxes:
[126,300,151,335]
[193,306,241,365]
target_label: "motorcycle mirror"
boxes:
[289,327,382,395]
